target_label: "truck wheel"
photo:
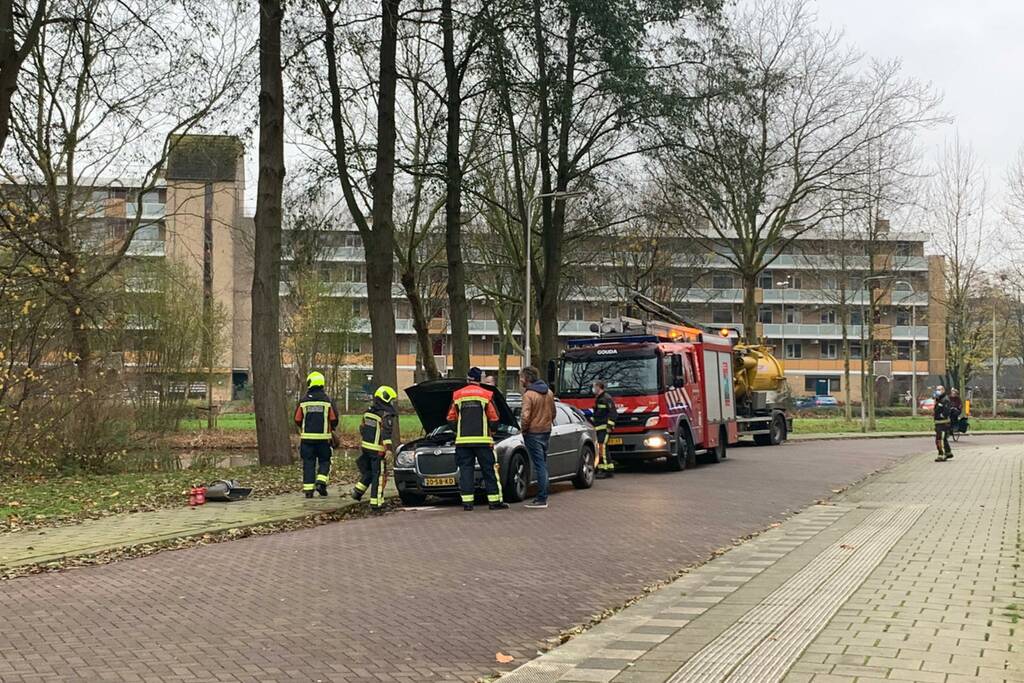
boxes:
[669,428,694,472]
[704,427,727,463]
[770,413,787,445]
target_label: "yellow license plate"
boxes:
[607,437,623,446]
[424,476,456,487]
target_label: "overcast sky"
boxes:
[812,0,1023,203]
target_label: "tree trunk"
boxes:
[251,0,291,466]
[363,0,401,390]
[441,0,469,378]
[400,271,439,379]
[66,297,92,382]
[841,303,852,422]
[0,0,45,155]
[741,271,758,343]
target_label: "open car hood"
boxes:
[405,379,519,433]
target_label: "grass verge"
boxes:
[1,458,359,532]
[792,416,1024,434]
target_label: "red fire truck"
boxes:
[553,296,767,470]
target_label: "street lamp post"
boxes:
[524,190,586,369]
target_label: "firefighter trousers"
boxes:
[301,441,332,491]
[934,423,952,456]
[356,448,388,507]
[455,445,502,506]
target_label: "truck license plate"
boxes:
[607,437,623,446]
[424,476,456,487]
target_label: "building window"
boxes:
[822,275,838,290]
[492,339,503,356]
[896,341,911,360]
[896,242,913,257]
[849,342,862,358]
[785,307,800,324]
[785,342,802,359]
[821,342,838,359]
[759,272,774,289]
[345,336,362,354]
[604,303,620,318]
[672,274,695,291]
[712,307,733,324]
[804,376,840,393]
[850,310,863,326]
[569,304,585,321]
[820,309,836,324]
[712,274,734,289]
[789,275,802,289]
[758,306,773,324]
[896,310,911,326]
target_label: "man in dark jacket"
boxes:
[353,385,398,512]
[933,385,954,462]
[519,366,556,508]
[294,371,340,497]
[592,380,617,478]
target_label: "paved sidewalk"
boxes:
[0,482,395,571]
[502,441,1023,682]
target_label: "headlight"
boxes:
[395,450,416,468]
[644,435,667,449]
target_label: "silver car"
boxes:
[393,379,597,506]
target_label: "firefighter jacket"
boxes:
[294,387,340,442]
[933,394,952,425]
[360,397,397,454]
[592,391,618,432]
[446,382,500,446]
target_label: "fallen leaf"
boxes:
[831,489,843,494]
[495,652,514,664]
[839,544,855,550]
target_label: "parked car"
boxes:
[393,379,597,506]
[919,397,935,412]
[795,395,840,409]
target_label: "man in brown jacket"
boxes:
[519,365,556,508]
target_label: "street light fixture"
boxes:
[524,190,587,369]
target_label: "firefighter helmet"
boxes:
[374,385,397,404]
[306,371,326,388]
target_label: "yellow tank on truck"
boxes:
[733,344,786,399]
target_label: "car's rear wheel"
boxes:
[503,451,529,502]
[398,490,427,506]
[572,445,595,489]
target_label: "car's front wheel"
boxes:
[572,444,595,489]
[503,451,530,502]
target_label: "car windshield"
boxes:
[559,354,660,397]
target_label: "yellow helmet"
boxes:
[374,385,397,403]
[306,371,326,388]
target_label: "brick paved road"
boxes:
[0,435,1016,683]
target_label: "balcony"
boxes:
[761,323,929,340]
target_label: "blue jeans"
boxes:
[524,432,550,501]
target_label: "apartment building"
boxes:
[306,221,945,401]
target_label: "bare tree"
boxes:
[253,0,292,465]
[930,135,990,397]
[657,0,941,343]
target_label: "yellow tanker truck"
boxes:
[732,342,792,446]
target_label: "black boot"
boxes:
[304,490,314,498]
[463,504,474,511]
[351,487,364,501]
[489,502,510,510]
[316,482,328,497]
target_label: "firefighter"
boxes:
[447,367,509,511]
[592,380,618,478]
[294,371,340,498]
[352,385,398,512]
[932,385,954,462]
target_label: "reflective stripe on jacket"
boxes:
[593,392,617,431]
[360,399,396,453]
[446,383,499,446]
[294,389,339,441]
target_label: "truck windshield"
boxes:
[559,355,660,397]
